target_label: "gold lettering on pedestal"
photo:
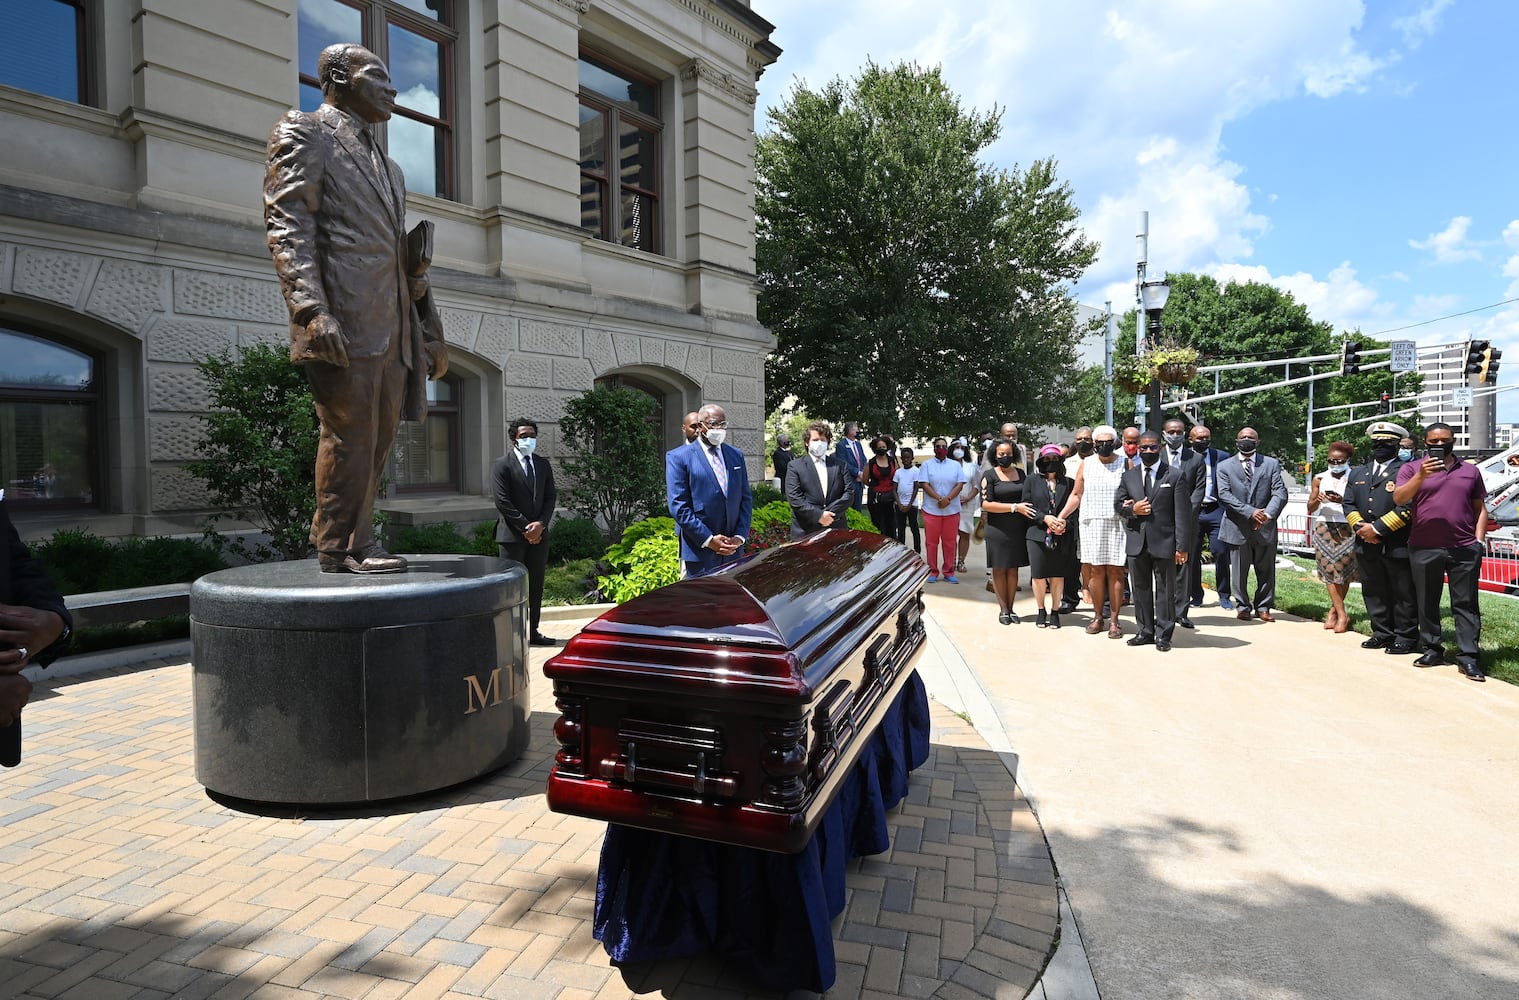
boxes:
[464,669,503,714]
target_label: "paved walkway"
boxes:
[1,605,1063,999]
[922,546,1519,1000]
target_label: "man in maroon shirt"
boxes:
[1392,422,1489,681]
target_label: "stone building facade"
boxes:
[0,0,778,538]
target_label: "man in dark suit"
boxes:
[836,421,868,510]
[1343,421,1418,656]
[1216,427,1289,621]
[667,403,753,577]
[265,43,448,574]
[785,421,852,538]
[2,496,73,760]
[492,417,558,647]
[1162,418,1206,630]
[1186,424,1233,609]
[772,432,794,483]
[1115,431,1194,651]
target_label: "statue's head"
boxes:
[317,43,395,124]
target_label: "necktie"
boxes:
[709,446,728,494]
[1205,454,1216,503]
[1144,466,1153,495]
[1243,456,1253,493]
[523,455,535,497]
[1373,462,1383,479]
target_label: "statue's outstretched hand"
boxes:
[303,313,350,367]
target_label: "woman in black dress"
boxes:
[979,438,1032,624]
[1023,444,1075,628]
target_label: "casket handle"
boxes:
[596,718,741,800]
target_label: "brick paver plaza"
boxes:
[0,624,1058,999]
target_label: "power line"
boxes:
[1358,296,1519,339]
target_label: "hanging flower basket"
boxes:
[1157,361,1198,384]
[1112,356,1154,394]
[1115,374,1149,394]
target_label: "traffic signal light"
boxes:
[1379,392,1392,414]
[1479,345,1503,383]
[1341,340,1362,375]
[1465,340,1489,375]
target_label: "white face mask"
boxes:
[516,435,537,456]
[704,427,727,448]
[1328,462,1349,474]
[808,439,828,459]
[950,448,964,460]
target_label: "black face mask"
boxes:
[1426,441,1454,458]
[1139,452,1160,467]
[1236,438,1258,455]
[1076,441,1093,455]
[873,446,887,456]
[1094,440,1117,457]
[1191,437,1210,451]
[995,454,1017,468]
[1038,460,1062,475]
[1371,440,1399,461]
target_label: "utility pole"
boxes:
[1103,300,1114,427]
[1135,213,1148,428]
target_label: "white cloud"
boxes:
[1392,0,1455,48]
[1503,220,1519,249]
[755,0,1393,294]
[1204,260,1392,335]
[1409,216,1482,263]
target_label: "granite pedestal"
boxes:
[190,555,530,804]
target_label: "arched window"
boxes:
[596,373,666,445]
[0,325,100,509]
[390,373,460,492]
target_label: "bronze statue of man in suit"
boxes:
[264,43,447,573]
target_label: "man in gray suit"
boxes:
[1216,426,1289,621]
[785,421,853,539]
[1115,431,1194,651]
[265,43,447,573]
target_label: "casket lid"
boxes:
[582,530,921,651]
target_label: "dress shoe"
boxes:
[319,551,408,574]
[1126,634,1154,647]
[1360,636,1390,649]
[1237,607,1253,621]
[530,633,560,647]
[1459,661,1486,682]
[1412,650,1444,668]
[1384,644,1418,656]
[1218,596,1236,610]
[1177,617,1195,629]
[1155,640,1172,652]
[1188,598,1203,608]
[998,611,1012,626]
[1256,610,1275,623]
[1056,600,1079,614]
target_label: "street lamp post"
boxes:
[1139,278,1171,433]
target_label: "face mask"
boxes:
[1328,462,1349,474]
[873,446,887,456]
[1076,440,1093,456]
[934,446,948,460]
[808,439,828,459]
[1123,442,1139,457]
[995,454,1016,468]
[704,427,727,448]
[1094,440,1116,457]
[1371,440,1398,461]
[1163,433,1184,450]
[950,448,964,460]
[1236,438,1257,454]
[516,435,537,456]
[1426,441,1454,458]
[1191,437,1210,451]
[1139,451,1160,467]
[1038,460,1061,475]
[1398,448,1412,462]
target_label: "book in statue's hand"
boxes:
[406,220,434,277]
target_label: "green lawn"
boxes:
[1203,557,1519,686]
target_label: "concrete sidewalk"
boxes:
[923,544,1519,999]
[0,601,1064,999]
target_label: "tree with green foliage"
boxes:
[186,343,319,561]
[559,385,665,542]
[757,61,1098,438]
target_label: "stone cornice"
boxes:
[672,0,781,70]
[680,58,757,105]
[551,0,590,13]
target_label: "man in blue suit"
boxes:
[667,403,753,578]
[835,421,868,510]
[1186,424,1233,609]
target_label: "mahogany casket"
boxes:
[545,529,927,853]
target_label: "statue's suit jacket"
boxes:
[264,102,436,421]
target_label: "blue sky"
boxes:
[753,0,1519,423]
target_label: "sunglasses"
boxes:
[1137,444,1161,452]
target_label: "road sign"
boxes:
[1452,386,1474,408]
[1389,339,1417,373]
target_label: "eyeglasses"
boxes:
[704,421,728,429]
[1137,444,1161,452]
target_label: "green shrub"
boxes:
[33,529,226,595]
[596,516,680,603]
[31,528,115,595]
[469,520,497,556]
[548,517,607,562]
[751,481,784,507]
[544,557,600,606]
[846,507,879,532]
[388,521,472,554]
